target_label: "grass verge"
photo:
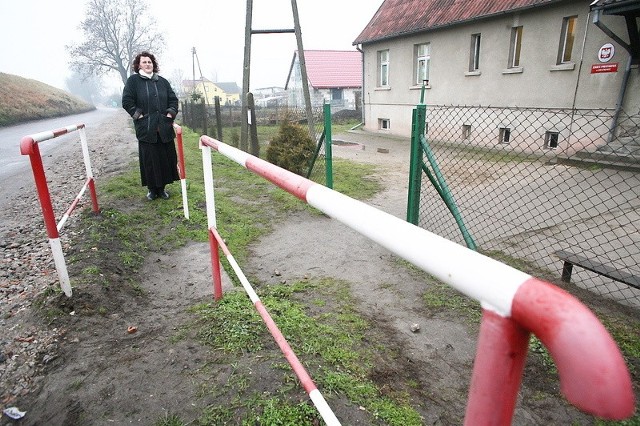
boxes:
[63,124,432,424]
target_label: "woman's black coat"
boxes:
[122,73,179,144]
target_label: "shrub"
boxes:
[230,128,239,148]
[266,117,315,176]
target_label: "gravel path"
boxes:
[0,110,136,410]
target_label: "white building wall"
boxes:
[361,0,638,138]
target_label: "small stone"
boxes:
[410,323,420,332]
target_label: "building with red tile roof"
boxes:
[352,0,639,144]
[285,50,363,110]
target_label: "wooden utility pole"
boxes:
[241,0,315,153]
[241,0,253,152]
[291,0,315,139]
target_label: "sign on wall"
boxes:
[591,43,618,74]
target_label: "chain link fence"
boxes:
[180,99,329,184]
[415,105,640,308]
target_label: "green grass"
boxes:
[0,72,94,126]
[421,281,482,325]
[190,279,424,425]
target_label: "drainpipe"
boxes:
[592,9,633,143]
[356,44,365,128]
[572,13,590,111]
[568,13,591,149]
[608,55,633,143]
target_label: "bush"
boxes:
[266,117,315,176]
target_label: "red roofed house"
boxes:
[285,50,363,111]
[353,0,640,143]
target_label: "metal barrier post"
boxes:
[78,127,99,214]
[173,124,190,219]
[464,310,529,424]
[20,124,98,297]
[323,102,333,189]
[199,140,223,300]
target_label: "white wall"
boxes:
[360,0,638,138]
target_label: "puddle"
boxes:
[332,139,365,150]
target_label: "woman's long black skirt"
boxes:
[138,139,180,188]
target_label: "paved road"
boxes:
[0,107,122,211]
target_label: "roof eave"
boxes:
[354,0,566,45]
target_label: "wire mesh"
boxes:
[417,105,640,308]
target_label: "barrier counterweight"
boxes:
[199,135,635,424]
[20,124,99,297]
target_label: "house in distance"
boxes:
[285,50,363,112]
[182,78,241,106]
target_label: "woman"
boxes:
[122,51,179,200]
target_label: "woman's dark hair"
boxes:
[132,51,159,73]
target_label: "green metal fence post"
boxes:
[407,84,477,250]
[324,102,333,189]
[420,135,477,251]
[407,102,425,224]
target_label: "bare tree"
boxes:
[169,68,186,99]
[67,0,165,86]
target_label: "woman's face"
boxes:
[139,56,154,74]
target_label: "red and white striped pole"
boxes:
[173,124,189,219]
[210,227,341,425]
[199,135,635,423]
[199,140,222,300]
[20,124,99,297]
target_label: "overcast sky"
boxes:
[0,1,383,93]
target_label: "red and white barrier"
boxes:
[20,124,99,297]
[210,227,340,425]
[173,124,189,219]
[199,135,635,424]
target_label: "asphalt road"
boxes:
[0,107,122,211]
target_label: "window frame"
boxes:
[378,50,390,87]
[508,26,523,68]
[557,16,577,65]
[415,43,431,86]
[462,124,472,140]
[544,131,560,149]
[499,127,511,144]
[469,34,481,72]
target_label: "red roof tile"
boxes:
[298,50,362,89]
[354,0,562,44]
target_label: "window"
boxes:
[469,34,481,72]
[378,50,389,87]
[379,118,390,130]
[331,88,343,100]
[557,16,577,64]
[508,26,523,68]
[462,124,471,140]
[415,43,430,85]
[499,127,511,144]
[545,131,559,149]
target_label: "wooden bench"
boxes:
[554,250,640,290]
